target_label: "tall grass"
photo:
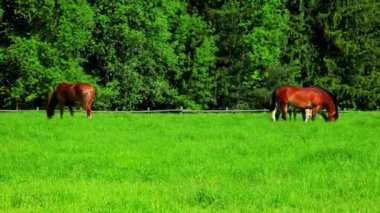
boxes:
[0,111,378,212]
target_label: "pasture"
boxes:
[0,111,378,212]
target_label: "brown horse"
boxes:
[46,82,96,119]
[271,86,338,122]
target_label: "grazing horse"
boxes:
[271,86,338,122]
[46,82,96,119]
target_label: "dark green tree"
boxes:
[318,0,380,109]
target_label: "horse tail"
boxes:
[269,89,277,111]
[90,86,96,100]
[82,87,96,100]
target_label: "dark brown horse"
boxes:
[271,86,338,122]
[46,82,96,119]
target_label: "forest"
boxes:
[0,0,379,110]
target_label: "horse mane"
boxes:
[310,86,339,119]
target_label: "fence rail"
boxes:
[0,108,355,113]
[106,109,269,113]
[0,108,269,113]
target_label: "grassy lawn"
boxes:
[0,111,378,212]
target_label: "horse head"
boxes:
[319,87,339,121]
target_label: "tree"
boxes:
[190,0,290,109]
[319,0,380,109]
[85,0,217,110]
[0,0,95,109]
[1,0,378,110]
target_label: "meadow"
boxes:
[0,111,378,212]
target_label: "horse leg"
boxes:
[303,109,309,123]
[82,101,92,118]
[69,106,74,117]
[86,106,92,118]
[288,109,293,120]
[272,105,277,122]
[272,103,282,122]
[302,109,311,123]
[281,104,288,120]
[89,99,94,116]
[307,109,312,122]
[59,104,64,118]
[311,106,321,121]
[276,111,280,120]
[321,112,328,121]
[303,109,308,123]
[301,109,305,121]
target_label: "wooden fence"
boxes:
[0,108,353,113]
[0,107,269,113]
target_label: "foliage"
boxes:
[285,0,380,110]
[318,0,380,109]
[0,0,378,110]
[0,0,94,109]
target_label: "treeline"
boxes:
[0,0,379,110]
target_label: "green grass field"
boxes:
[0,111,378,212]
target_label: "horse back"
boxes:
[274,86,323,108]
[54,82,95,103]
[74,83,96,99]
